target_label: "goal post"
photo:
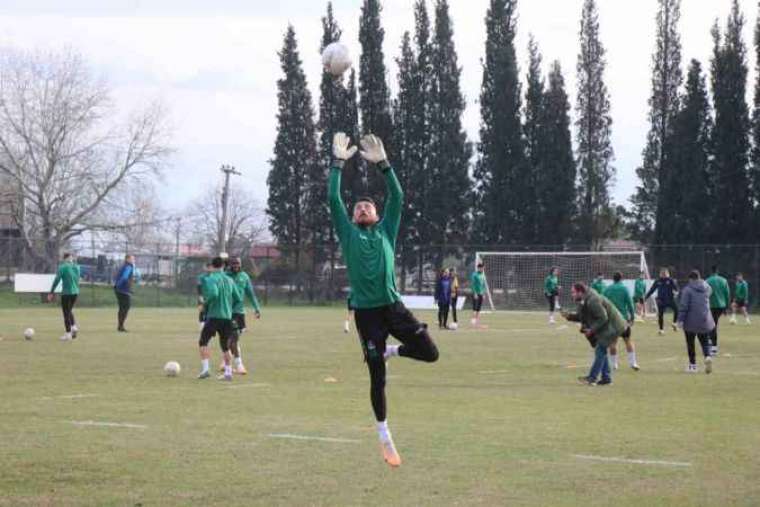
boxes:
[474,251,654,313]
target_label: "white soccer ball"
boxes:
[23,328,34,340]
[448,322,459,331]
[164,361,181,377]
[322,42,352,77]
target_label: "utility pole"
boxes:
[174,217,181,289]
[219,164,241,255]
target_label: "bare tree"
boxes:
[187,184,267,257]
[0,47,172,270]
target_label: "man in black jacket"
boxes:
[645,268,680,335]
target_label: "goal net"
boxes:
[475,251,654,313]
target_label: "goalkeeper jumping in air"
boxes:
[328,132,439,468]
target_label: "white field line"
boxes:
[479,370,510,375]
[573,454,691,468]
[654,356,679,363]
[70,420,147,429]
[40,394,97,401]
[267,433,360,444]
[225,383,271,389]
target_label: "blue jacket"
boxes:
[645,277,679,304]
[435,276,452,305]
[114,263,136,294]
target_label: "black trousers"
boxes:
[450,296,458,323]
[710,308,724,348]
[546,292,558,312]
[61,295,77,332]
[438,302,450,328]
[657,300,679,330]
[684,331,711,364]
[115,290,131,329]
[355,302,439,422]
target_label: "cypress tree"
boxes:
[751,4,760,232]
[536,61,577,245]
[267,26,318,268]
[710,1,752,243]
[523,36,544,243]
[576,0,615,248]
[427,0,472,251]
[666,59,713,244]
[632,0,682,244]
[473,0,526,244]
[358,0,395,204]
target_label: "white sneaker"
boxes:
[549,316,556,325]
[730,318,737,325]
[710,346,718,356]
[686,364,698,373]
[745,318,752,325]
[343,321,350,333]
[631,363,640,371]
[60,333,72,341]
[658,329,665,336]
[705,356,713,374]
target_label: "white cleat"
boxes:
[549,317,556,325]
[631,363,640,371]
[686,364,698,373]
[658,329,665,336]
[730,318,737,325]
[59,333,72,341]
[745,318,752,325]
[705,356,713,374]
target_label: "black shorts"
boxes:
[347,296,356,312]
[233,313,246,333]
[472,294,484,312]
[622,326,632,340]
[735,299,747,308]
[354,302,426,361]
[199,318,235,347]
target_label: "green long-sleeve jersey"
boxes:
[735,280,749,301]
[50,261,80,295]
[591,278,607,295]
[544,275,559,295]
[201,271,242,320]
[634,278,646,299]
[603,281,635,322]
[328,166,403,310]
[471,271,486,295]
[226,270,261,314]
[706,274,730,309]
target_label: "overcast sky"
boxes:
[0,0,757,213]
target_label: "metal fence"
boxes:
[1,235,758,309]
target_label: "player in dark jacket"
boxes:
[645,268,680,335]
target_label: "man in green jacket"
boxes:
[633,272,647,322]
[562,282,626,386]
[603,272,640,371]
[48,253,81,340]
[197,256,242,381]
[730,273,750,325]
[470,263,487,327]
[706,265,730,355]
[329,132,439,468]
[224,257,261,375]
[590,273,606,295]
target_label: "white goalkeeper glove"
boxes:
[360,134,388,166]
[333,132,358,162]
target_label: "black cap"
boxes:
[355,196,376,207]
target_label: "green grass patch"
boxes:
[0,308,758,506]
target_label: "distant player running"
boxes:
[225,256,261,375]
[705,266,730,355]
[633,272,647,322]
[603,272,640,371]
[470,263,486,327]
[197,256,242,381]
[646,268,679,335]
[328,132,439,468]
[730,273,750,325]
[48,253,81,340]
[544,267,560,324]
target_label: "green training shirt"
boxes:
[50,261,80,295]
[735,280,749,301]
[591,278,606,295]
[471,271,486,296]
[706,274,730,309]
[226,270,261,314]
[201,271,242,320]
[328,166,403,310]
[634,278,646,299]
[544,275,559,295]
[603,281,635,322]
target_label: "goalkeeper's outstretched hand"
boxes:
[360,134,388,165]
[333,132,358,162]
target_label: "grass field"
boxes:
[1,307,759,506]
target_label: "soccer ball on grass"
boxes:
[164,361,181,377]
[448,322,459,331]
[23,328,34,340]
